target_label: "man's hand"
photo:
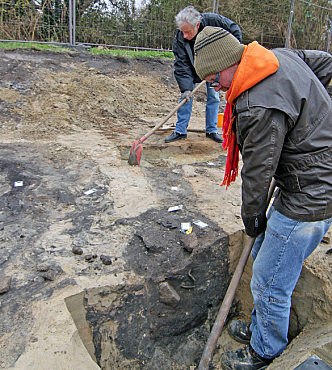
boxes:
[182,90,192,103]
[242,213,267,238]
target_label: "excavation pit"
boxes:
[65,218,332,369]
[65,208,233,369]
[120,142,227,167]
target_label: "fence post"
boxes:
[285,0,295,48]
[69,0,72,45]
[73,0,76,45]
[69,0,75,46]
[215,0,220,13]
[327,19,332,53]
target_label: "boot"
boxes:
[206,132,223,143]
[165,131,187,143]
[220,345,272,370]
[228,320,252,344]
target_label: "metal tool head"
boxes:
[128,140,143,166]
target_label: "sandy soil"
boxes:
[0,48,331,370]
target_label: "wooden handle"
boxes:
[142,80,206,141]
[198,178,277,370]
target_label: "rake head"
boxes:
[128,140,143,166]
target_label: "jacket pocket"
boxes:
[276,173,301,192]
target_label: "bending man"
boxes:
[194,26,332,369]
[165,6,242,143]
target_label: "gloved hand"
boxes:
[182,90,192,103]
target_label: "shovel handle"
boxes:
[198,178,277,370]
[141,80,206,142]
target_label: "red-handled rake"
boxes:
[128,80,206,166]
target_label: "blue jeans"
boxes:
[175,82,220,134]
[250,206,331,359]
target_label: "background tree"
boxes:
[1,0,331,51]
[220,0,291,47]
[291,0,332,50]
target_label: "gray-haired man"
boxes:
[165,6,242,143]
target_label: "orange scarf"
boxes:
[221,41,279,187]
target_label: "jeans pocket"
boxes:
[266,207,298,241]
[266,223,288,241]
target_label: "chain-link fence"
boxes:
[1,0,331,52]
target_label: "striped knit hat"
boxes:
[194,26,245,80]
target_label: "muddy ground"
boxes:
[0,48,331,369]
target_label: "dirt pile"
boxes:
[1,49,182,139]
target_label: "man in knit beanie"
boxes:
[194,27,245,83]
[164,6,242,144]
[194,26,332,369]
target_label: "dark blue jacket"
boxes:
[173,13,242,92]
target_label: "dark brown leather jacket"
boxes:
[234,49,332,236]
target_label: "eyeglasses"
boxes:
[210,72,220,88]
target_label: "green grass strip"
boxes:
[0,41,174,59]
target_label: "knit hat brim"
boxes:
[194,26,245,80]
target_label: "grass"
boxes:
[0,41,72,52]
[90,46,173,59]
[0,41,174,59]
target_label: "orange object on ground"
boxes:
[217,113,224,127]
